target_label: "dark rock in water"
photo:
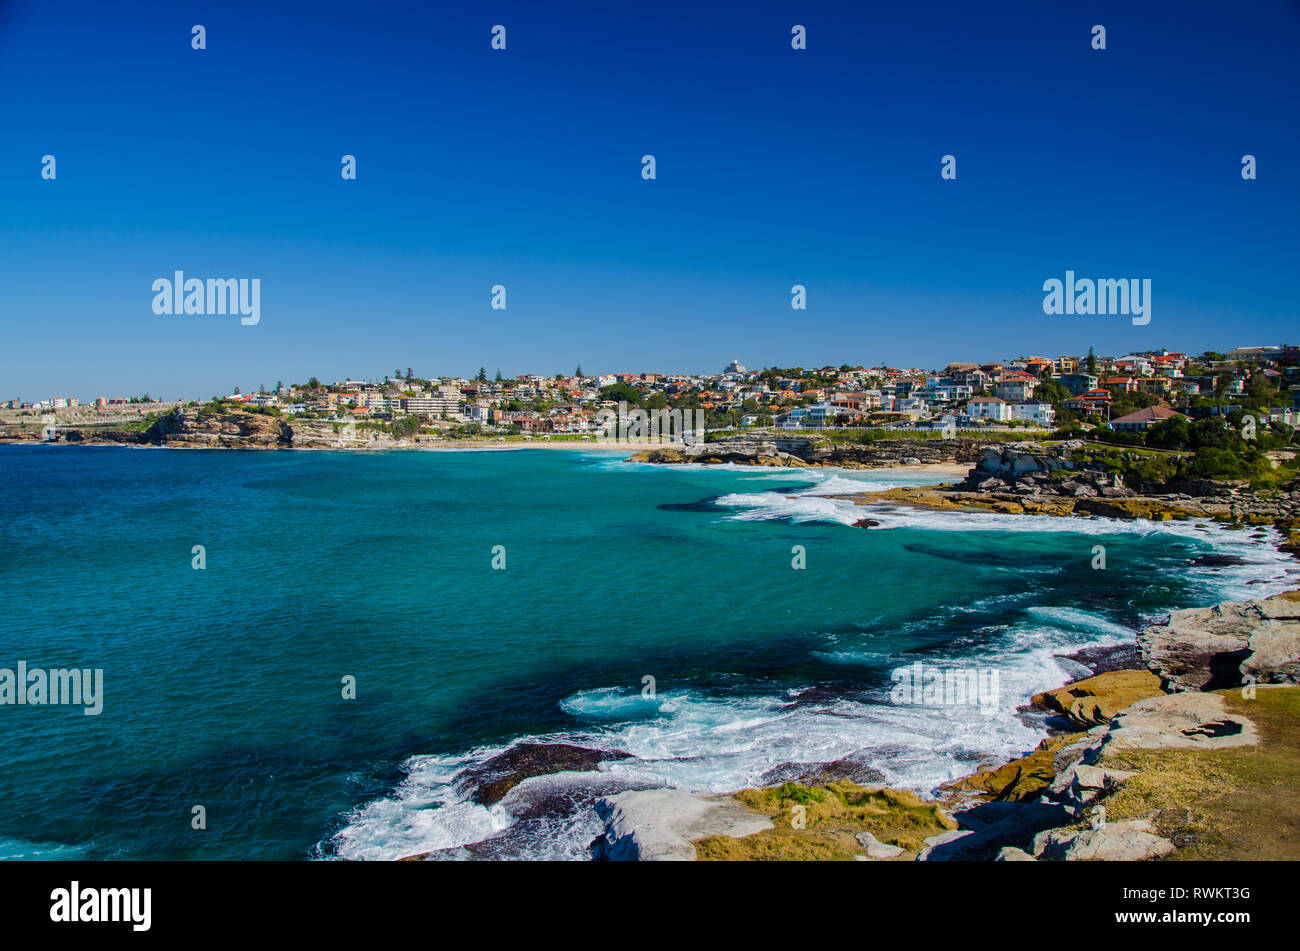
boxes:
[785,685,876,707]
[853,517,881,528]
[457,743,633,806]
[1060,643,1142,675]
[1189,553,1248,568]
[658,496,723,512]
[760,759,887,787]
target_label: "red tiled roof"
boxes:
[1111,406,1186,425]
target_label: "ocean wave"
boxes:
[0,836,88,861]
[325,675,1056,861]
[711,490,864,525]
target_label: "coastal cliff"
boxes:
[2,408,414,450]
[146,409,292,448]
[585,590,1300,861]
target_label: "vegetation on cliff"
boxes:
[1097,687,1300,860]
[694,781,956,860]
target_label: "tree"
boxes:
[495,369,503,382]
[1086,347,1097,375]
[395,369,402,381]
[234,386,241,395]
[407,368,413,380]
[276,380,283,392]
[1191,417,1231,451]
[575,364,583,378]
[307,377,321,390]
[1144,415,1190,450]
[390,416,420,438]
[477,367,488,383]
[600,383,641,405]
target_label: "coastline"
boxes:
[7,435,1295,861]
[384,455,1297,862]
[595,587,1300,862]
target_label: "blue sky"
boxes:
[1,0,1297,400]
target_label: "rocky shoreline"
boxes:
[627,432,983,469]
[391,589,1300,863]
[583,590,1300,862]
[631,434,1300,557]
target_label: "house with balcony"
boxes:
[1007,399,1055,427]
[1064,389,1113,415]
[993,374,1038,401]
[1059,373,1099,396]
[966,396,1011,422]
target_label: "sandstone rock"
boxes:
[941,734,1081,803]
[996,846,1037,861]
[1098,692,1258,756]
[855,831,905,859]
[147,409,292,448]
[1032,817,1175,861]
[1032,669,1164,729]
[917,828,974,858]
[1046,763,1137,812]
[1138,592,1300,691]
[592,789,773,861]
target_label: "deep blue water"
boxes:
[0,445,1292,860]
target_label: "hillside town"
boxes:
[5,345,1299,441]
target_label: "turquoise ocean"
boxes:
[0,445,1293,860]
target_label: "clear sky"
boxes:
[1,0,1297,401]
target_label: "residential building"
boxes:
[1110,406,1187,433]
[1007,399,1055,427]
[966,396,1011,422]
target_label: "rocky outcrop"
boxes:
[939,734,1082,804]
[1096,692,1259,755]
[455,743,632,806]
[1138,591,1300,691]
[1032,817,1175,861]
[144,409,292,448]
[1046,763,1137,812]
[1040,693,1259,796]
[855,831,905,859]
[627,434,981,469]
[1032,669,1164,729]
[592,789,774,861]
[940,444,1300,528]
[38,409,297,449]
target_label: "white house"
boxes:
[966,396,1012,422]
[1007,399,1055,427]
